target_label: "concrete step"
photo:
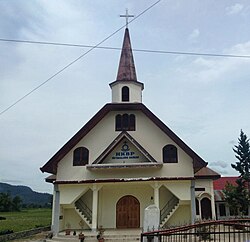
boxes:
[46,231,140,242]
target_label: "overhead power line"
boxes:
[0,0,161,116]
[1,38,250,59]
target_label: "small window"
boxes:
[122,86,129,102]
[115,114,136,131]
[219,204,226,217]
[123,114,129,130]
[73,147,89,166]
[129,114,135,131]
[163,144,178,163]
[116,114,122,131]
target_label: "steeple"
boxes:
[110,28,144,103]
[116,28,137,82]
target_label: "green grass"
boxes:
[0,208,52,232]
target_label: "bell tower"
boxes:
[109,27,144,103]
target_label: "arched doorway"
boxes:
[201,197,212,219]
[116,195,140,228]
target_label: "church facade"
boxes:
[41,28,220,234]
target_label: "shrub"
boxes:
[0,229,14,235]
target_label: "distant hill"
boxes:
[0,182,52,206]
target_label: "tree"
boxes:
[0,192,12,212]
[0,193,23,212]
[224,130,250,216]
[12,196,22,211]
[232,130,250,184]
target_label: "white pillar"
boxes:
[52,184,60,235]
[91,185,100,231]
[151,182,160,208]
[211,194,216,219]
[190,180,196,224]
[198,199,202,220]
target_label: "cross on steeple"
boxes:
[120,9,134,28]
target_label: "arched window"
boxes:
[163,144,178,163]
[73,147,89,166]
[122,86,129,102]
[115,114,136,131]
[122,114,129,130]
[115,114,122,131]
[129,114,135,131]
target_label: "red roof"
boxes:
[213,176,238,190]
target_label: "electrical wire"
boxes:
[0,0,162,116]
[1,38,250,59]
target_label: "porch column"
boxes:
[226,204,230,217]
[210,187,216,219]
[52,184,60,236]
[91,185,101,231]
[152,182,160,208]
[190,180,196,224]
[198,199,202,220]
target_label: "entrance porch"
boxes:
[52,180,194,234]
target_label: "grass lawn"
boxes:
[0,208,52,233]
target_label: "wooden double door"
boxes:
[116,195,140,228]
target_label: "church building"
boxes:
[41,27,220,234]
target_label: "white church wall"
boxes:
[165,181,191,200]
[98,183,153,228]
[63,208,89,230]
[59,184,89,204]
[56,110,194,181]
[132,112,194,175]
[159,186,172,210]
[166,204,191,226]
[111,82,142,103]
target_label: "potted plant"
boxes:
[65,222,71,235]
[79,232,85,241]
[79,220,85,241]
[96,226,105,242]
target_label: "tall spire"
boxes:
[116,28,137,82]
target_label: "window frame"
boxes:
[163,144,178,163]
[122,86,129,102]
[73,147,89,166]
[115,113,136,131]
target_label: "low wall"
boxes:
[0,226,50,242]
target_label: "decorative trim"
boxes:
[92,131,157,164]
[53,176,195,184]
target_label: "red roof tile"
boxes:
[213,176,238,190]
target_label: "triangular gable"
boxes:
[92,131,157,165]
[40,103,207,174]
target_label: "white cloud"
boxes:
[210,161,228,169]
[188,28,200,42]
[181,40,250,84]
[226,3,244,15]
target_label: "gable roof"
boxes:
[213,176,238,190]
[40,103,208,174]
[92,131,157,164]
[194,167,220,180]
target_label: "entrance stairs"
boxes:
[46,229,141,242]
[160,196,179,227]
[75,198,92,228]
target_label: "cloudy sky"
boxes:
[1,0,250,193]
